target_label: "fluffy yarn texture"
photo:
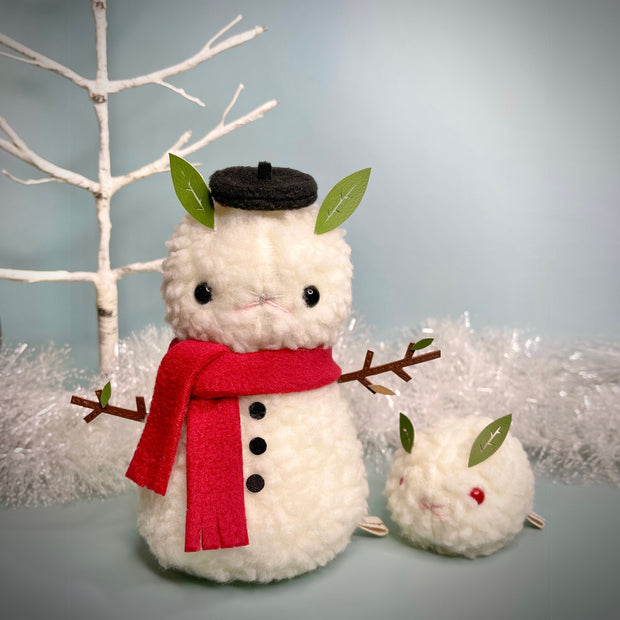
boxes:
[134,201,368,582]
[137,384,367,582]
[162,207,352,353]
[384,415,535,558]
[126,340,341,551]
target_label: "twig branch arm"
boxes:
[71,391,147,423]
[338,342,442,394]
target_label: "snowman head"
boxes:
[162,160,370,353]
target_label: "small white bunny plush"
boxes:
[384,414,536,558]
[126,160,370,582]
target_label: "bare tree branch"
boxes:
[113,258,164,279]
[0,50,39,66]
[1,3,277,372]
[106,15,266,96]
[206,13,245,48]
[0,259,165,285]
[0,268,97,283]
[0,117,98,192]
[178,97,278,159]
[152,80,206,107]
[110,131,194,194]
[112,88,278,193]
[175,83,277,157]
[0,33,91,89]
[1,169,59,185]
[217,83,245,126]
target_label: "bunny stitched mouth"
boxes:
[419,499,446,520]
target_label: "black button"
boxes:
[249,437,267,455]
[249,401,266,419]
[246,474,265,493]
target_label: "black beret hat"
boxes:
[209,161,318,211]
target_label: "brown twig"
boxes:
[70,390,147,423]
[338,342,441,394]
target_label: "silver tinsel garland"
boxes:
[0,326,171,507]
[338,314,620,485]
[1,315,619,507]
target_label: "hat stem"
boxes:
[257,161,272,180]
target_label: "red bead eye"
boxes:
[470,487,485,505]
[399,477,404,487]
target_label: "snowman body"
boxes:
[134,192,368,582]
[138,386,367,582]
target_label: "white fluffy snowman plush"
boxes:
[384,413,538,558]
[126,159,371,582]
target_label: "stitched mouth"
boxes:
[236,293,290,314]
[419,499,446,520]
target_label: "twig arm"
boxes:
[338,342,442,394]
[71,392,147,423]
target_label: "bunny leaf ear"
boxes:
[399,412,415,454]
[169,153,214,229]
[468,414,512,467]
[314,168,371,234]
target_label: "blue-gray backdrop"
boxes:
[1,0,619,370]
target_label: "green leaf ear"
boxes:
[468,414,512,467]
[169,153,214,229]
[399,412,415,454]
[314,168,371,234]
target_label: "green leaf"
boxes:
[314,168,371,234]
[399,412,415,454]
[468,414,513,467]
[99,381,112,408]
[169,153,214,228]
[411,338,434,351]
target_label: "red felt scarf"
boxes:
[126,339,341,552]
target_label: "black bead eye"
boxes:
[302,285,320,308]
[194,282,212,304]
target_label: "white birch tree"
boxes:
[0,0,277,374]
